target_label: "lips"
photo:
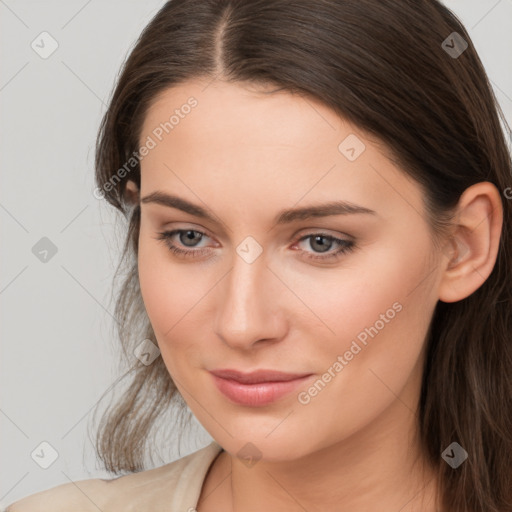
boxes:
[209,368,312,384]
[209,368,314,407]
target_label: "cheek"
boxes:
[286,236,436,381]
[293,241,436,413]
[284,248,425,344]
[137,233,205,353]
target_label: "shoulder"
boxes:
[4,441,223,512]
[3,477,108,512]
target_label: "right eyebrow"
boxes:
[141,191,218,223]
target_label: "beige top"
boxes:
[6,441,224,512]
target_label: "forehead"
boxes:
[138,79,425,226]
[141,78,365,153]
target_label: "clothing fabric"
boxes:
[6,441,224,512]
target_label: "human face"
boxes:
[135,78,444,461]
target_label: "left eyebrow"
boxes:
[274,200,377,224]
[140,191,377,225]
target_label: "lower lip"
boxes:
[210,374,313,407]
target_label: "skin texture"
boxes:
[126,78,503,512]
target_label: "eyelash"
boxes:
[154,229,356,262]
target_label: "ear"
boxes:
[124,179,140,206]
[438,181,503,303]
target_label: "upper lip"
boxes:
[209,369,312,384]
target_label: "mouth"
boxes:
[209,369,314,407]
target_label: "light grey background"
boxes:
[1,0,511,506]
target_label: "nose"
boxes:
[214,247,288,351]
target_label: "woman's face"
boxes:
[135,79,446,461]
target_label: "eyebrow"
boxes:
[140,191,377,225]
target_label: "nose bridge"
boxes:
[214,241,282,348]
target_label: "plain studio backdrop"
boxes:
[1,0,511,506]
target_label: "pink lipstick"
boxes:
[209,369,313,407]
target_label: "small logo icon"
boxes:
[134,338,161,365]
[338,134,366,161]
[236,442,262,468]
[31,31,59,59]
[31,441,59,469]
[236,236,263,264]
[442,32,468,59]
[441,442,468,468]
[32,237,58,263]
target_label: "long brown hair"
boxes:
[93,1,512,510]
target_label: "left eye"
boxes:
[154,229,356,261]
[293,233,355,261]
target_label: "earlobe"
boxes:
[438,182,503,303]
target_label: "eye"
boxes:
[293,233,356,261]
[154,229,356,262]
[154,229,213,259]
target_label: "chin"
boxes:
[213,429,321,464]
